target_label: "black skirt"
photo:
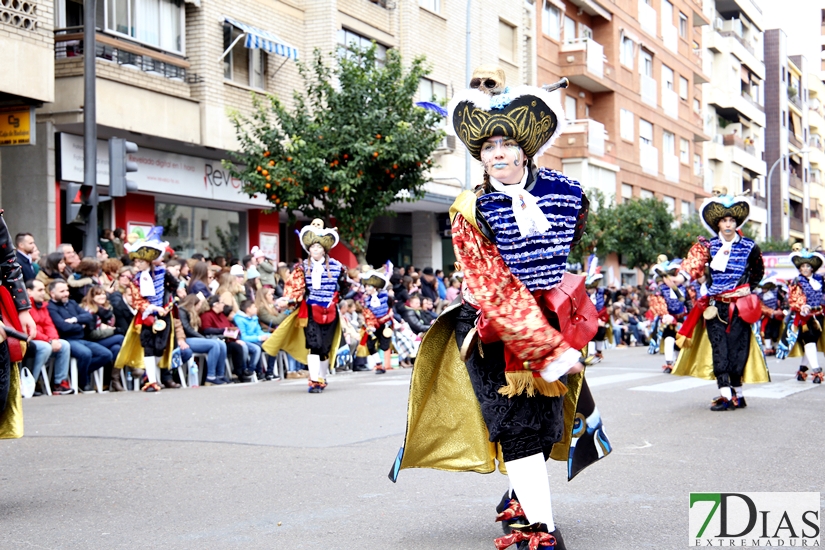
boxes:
[304,312,338,358]
[140,314,172,357]
[453,303,565,462]
[0,341,9,422]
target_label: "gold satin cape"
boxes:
[261,309,342,364]
[0,361,24,439]
[114,319,175,370]
[395,191,585,476]
[671,319,770,383]
[787,321,825,357]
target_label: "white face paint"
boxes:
[480,136,525,184]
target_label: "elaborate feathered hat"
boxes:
[699,194,751,234]
[585,253,602,288]
[790,249,825,272]
[448,75,567,160]
[362,260,392,290]
[651,256,682,279]
[299,219,339,253]
[124,226,168,262]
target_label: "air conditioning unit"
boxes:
[714,17,724,31]
[436,135,456,153]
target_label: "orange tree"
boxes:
[226,45,444,264]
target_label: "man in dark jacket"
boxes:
[420,267,439,303]
[15,232,36,282]
[402,295,432,336]
[109,287,135,336]
[47,280,112,391]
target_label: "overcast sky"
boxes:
[761,0,821,77]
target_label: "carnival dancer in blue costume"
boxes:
[585,255,609,362]
[778,248,825,384]
[262,219,346,393]
[650,256,687,373]
[670,191,767,410]
[390,67,611,550]
[756,274,784,356]
[360,266,394,375]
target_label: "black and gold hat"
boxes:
[699,195,750,234]
[448,84,567,160]
[299,219,339,253]
[790,250,825,272]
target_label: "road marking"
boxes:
[744,379,823,399]
[629,377,715,393]
[364,380,411,386]
[587,372,661,388]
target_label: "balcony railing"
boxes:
[663,152,680,183]
[790,217,805,233]
[740,91,764,112]
[561,38,604,79]
[789,93,802,109]
[790,133,804,150]
[789,172,804,191]
[662,23,678,53]
[722,133,756,155]
[54,27,191,82]
[640,142,659,175]
[638,0,657,36]
[810,136,825,152]
[717,29,754,55]
[662,87,678,119]
[560,118,609,158]
[640,74,657,107]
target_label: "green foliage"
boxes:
[671,214,712,258]
[600,198,674,270]
[569,188,609,266]
[757,237,796,253]
[226,45,444,262]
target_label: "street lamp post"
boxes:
[766,154,784,241]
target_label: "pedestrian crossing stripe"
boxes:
[586,372,660,387]
[630,378,715,393]
[741,379,821,399]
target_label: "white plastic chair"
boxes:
[39,360,52,396]
[69,358,79,395]
[92,368,104,393]
[192,353,208,385]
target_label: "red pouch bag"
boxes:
[736,294,762,324]
[539,273,599,350]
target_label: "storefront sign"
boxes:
[259,232,279,264]
[0,106,35,146]
[58,133,269,207]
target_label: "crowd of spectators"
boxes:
[13,229,466,395]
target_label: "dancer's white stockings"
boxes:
[319,359,330,381]
[664,336,675,363]
[144,355,158,384]
[804,342,820,371]
[505,453,555,531]
[307,354,321,382]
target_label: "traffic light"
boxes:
[109,137,139,197]
[65,181,94,226]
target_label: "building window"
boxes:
[621,36,635,68]
[681,200,692,218]
[694,153,702,176]
[499,20,516,62]
[620,108,634,141]
[223,26,266,88]
[419,78,447,103]
[693,97,701,113]
[250,48,265,89]
[639,118,653,146]
[565,94,577,121]
[105,0,183,53]
[640,49,653,77]
[640,189,654,199]
[563,16,576,42]
[663,196,675,214]
[680,138,689,164]
[338,29,388,67]
[621,183,633,199]
[542,1,561,40]
[662,64,674,90]
[663,130,675,153]
[679,12,688,38]
[419,0,440,12]
[679,76,689,100]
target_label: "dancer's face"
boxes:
[480,136,525,184]
[800,263,813,277]
[717,216,737,241]
[309,243,325,262]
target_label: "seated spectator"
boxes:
[234,299,278,380]
[25,279,73,394]
[179,294,227,385]
[445,277,462,303]
[99,229,116,259]
[113,266,134,294]
[100,258,123,293]
[186,261,212,298]
[110,283,135,335]
[36,252,65,288]
[402,295,432,336]
[79,286,124,390]
[255,287,290,332]
[244,265,261,302]
[219,268,247,312]
[200,295,252,382]
[420,296,438,324]
[47,280,113,392]
[165,259,187,301]
[68,257,100,302]
[208,266,222,294]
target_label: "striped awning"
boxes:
[224,17,299,60]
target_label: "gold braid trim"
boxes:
[498,371,568,398]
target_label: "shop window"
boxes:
[337,29,388,67]
[104,0,183,53]
[157,202,241,258]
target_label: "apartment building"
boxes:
[806,74,825,248]
[0,0,535,269]
[700,0,767,240]
[0,0,55,240]
[535,0,710,224]
[764,29,810,246]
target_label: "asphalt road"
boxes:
[1,346,823,549]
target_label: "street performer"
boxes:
[359,265,394,375]
[585,256,609,362]
[648,256,686,373]
[670,191,768,411]
[777,248,825,384]
[262,220,345,393]
[0,210,37,439]
[756,275,784,356]
[115,229,176,392]
[389,67,611,550]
